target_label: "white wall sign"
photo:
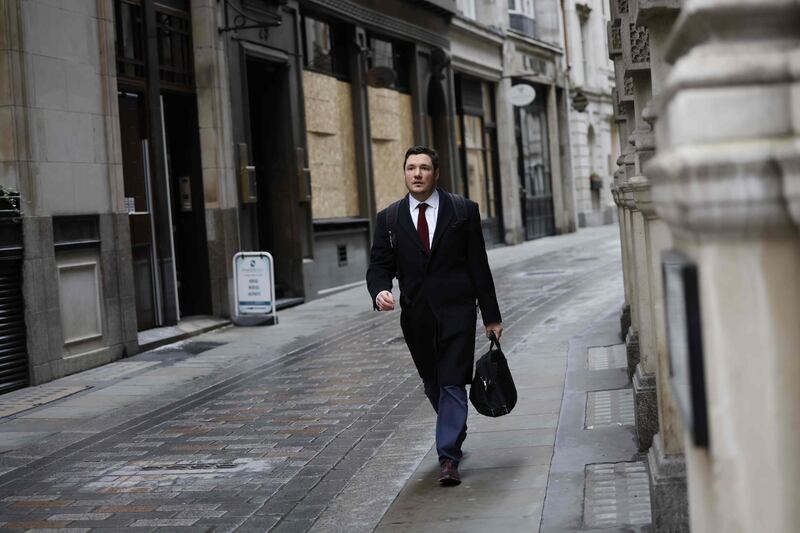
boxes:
[233,252,276,321]
[509,84,536,107]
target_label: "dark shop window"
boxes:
[301,15,349,78]
[115,0,146,81]
[156,7,194,88]
[368,37,411,92]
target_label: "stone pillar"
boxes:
[192,0,238,318]
[623,6,661,452]
[648,1,800,530]
[497,59,524,245]
[608,11,635,341]
[635,0,689,530]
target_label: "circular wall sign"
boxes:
[509,84,536,107]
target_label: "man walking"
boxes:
[366,146,503,486]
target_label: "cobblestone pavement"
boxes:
[0,227,622,532]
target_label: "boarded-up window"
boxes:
[369,88,414,211]
[303,70,359,219]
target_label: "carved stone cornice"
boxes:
[664,1,800,64]
[647,141,800,237]
[608,20,623,59]
[610,0,629,21]
[611,88,628,123]
[635,0,681,27]
[645,3,800,237]
[622,19,651,75]
[629,175,658,219]
[305,0,450,49]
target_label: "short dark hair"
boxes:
[404,146,439,172]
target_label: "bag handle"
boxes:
[488,331,501,351]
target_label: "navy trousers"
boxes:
[424,380,468,465]
[401,299,471,465]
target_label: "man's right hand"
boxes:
[376,290,395,311]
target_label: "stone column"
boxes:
[498,49,525,245]
[608,17,633,339]
[623,2,661,452]
[636,1,689,530]
[648,1,800,530]
[192,0,239,318]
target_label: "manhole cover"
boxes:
[584,462,652,528]
[156,341,225,355]
[585,389,635,429]
[142,463,237,471]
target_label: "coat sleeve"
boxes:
[466,201,502,325]
[366,209,396,310]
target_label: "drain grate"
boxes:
[584,461,652,528]
[585,389,635,429]
[587,344,627,370]
[141,462,237,471]
[155,341,225,355]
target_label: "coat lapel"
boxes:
[397,195,423,253]
[430,189,453,255]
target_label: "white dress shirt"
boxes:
[408,190,439,249]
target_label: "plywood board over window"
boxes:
[303,71,359,219]
[369,88,414,211]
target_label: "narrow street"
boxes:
[0,226,641,532]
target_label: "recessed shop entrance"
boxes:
[161,93,212,317]
[118,90,211,330]
[245,57,304,302]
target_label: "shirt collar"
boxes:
[409,189,439,211]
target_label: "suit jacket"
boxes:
[366,189,501,383]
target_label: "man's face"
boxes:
[404,154,439,199]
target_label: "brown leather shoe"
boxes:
[438,459,461,486]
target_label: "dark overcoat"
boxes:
[366,189,501,386]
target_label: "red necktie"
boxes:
[417,203,430,255]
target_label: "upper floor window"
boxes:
[368,36,412,92]
[301,14,349,78]
[509,0,536,38]
[509,0,535,18]
[458,0,477,19]
[115,0,146,81]
[156,7,194,87]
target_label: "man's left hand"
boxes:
[485,323,503,341]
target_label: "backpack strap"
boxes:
[386,199,402,250]
[447,191,468,224]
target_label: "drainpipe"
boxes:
[560,0,572,77]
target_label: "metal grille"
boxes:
[0,246,28,395]
[115,0,146,81]
[157,8,194,87]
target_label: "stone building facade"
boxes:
[610,0,800,531]
[1,0,616,394]
[504,0,577,242]
[564,0,618,227]
[0,0,464,390]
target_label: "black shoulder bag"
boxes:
[470,335,517,417]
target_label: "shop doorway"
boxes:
[161,93,212,316]
[245,57,303,301]
[118,91,211,330]
[118,91,160,330]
